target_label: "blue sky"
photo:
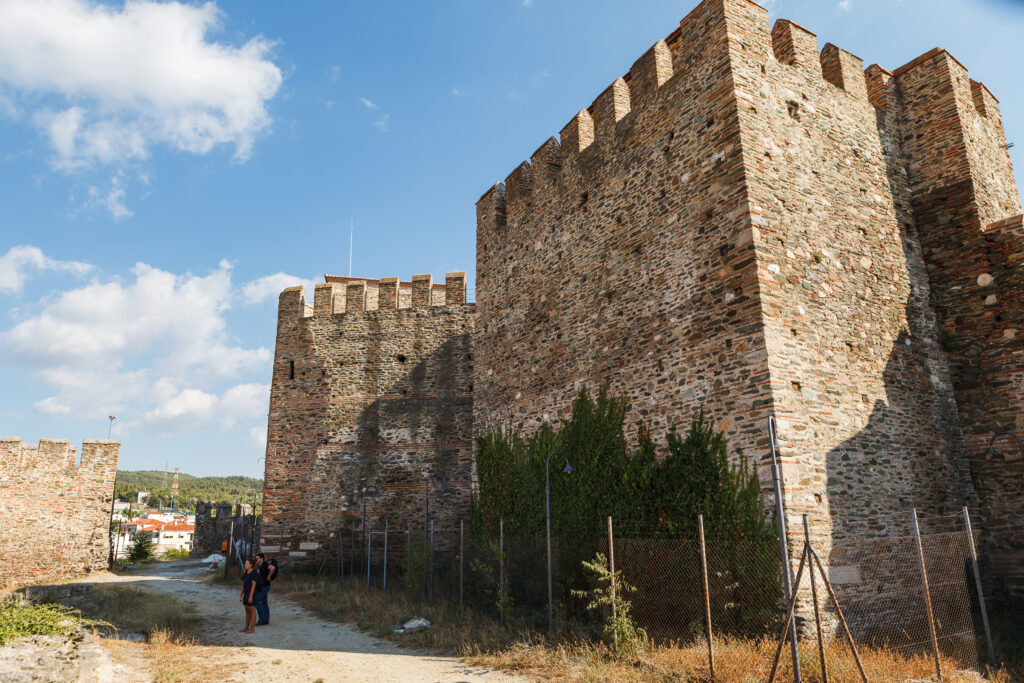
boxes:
[1,0,1021,478]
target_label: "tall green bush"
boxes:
[472,387,781,636]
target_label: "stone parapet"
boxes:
[0,438,119,589]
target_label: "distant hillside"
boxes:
[115,470,263,510]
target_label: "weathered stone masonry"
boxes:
[475,0,1022,587]
[0,438,119,589]
[193,501,261,557]
[262,274,473,560]
[263,0,1023,593]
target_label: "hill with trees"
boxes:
[115,470,263,510]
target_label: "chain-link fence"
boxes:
[325,508,1000,679]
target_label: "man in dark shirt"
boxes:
[254,553,275,626]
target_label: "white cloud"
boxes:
[450,87,461,96]
[838,0,851,9]
[2,259,272,428]
[241,272,317,305]
[86,174,133,220]
[219,383,270,426]
[34,396,70,415]
[360,97,388,131]
[0,245,91,294]
[0,0,283,168]
[139,382,268,434]
[249,424,267,450]
[0,254,303,440]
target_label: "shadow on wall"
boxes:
[815,111,1023,657]
[296,333,475,557]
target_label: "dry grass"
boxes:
[248,572,1010,683]
[74,584,223,682]
[467,636,1011,682]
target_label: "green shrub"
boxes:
[161,547,191,561]
[128,533,156,562]
[0,600,111,645]
[572,552,647,657]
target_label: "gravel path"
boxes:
[92,561,522,683]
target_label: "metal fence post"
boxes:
[499,517,505,624]
[608,516,616,621]
[698,514,715,681]
[224,517,235,580]
[803,515,828,683]
[769,417,801,683]
[383,519,389,592]
[429,520,435,604]
[338,526,343,578]
[963,507,996,669]
[459,519,464,613]
[912,508,943,681]
[366,519,372,590]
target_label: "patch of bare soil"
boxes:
[90,561,523,682]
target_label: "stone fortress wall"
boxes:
[263,0,1023,589]
[474,0,1022,585]
[0,438,120,589]
[193,501,261,557]
[261,274,473,561]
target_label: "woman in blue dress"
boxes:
[239,559,258,633]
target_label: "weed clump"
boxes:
[0,600,111,645]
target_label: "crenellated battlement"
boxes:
[0,437,119,588]
[477,0,1009,229]
[278,272,469,320]
[0,437,119,477]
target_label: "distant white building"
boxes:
[152,522,194,554]
[116,519,195,557]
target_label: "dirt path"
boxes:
[92,561,522,682]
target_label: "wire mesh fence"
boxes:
[824,510,990,678]
[321,507,998,679]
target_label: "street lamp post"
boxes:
[545,450,574,633]
[424,474,431,542]
[107,416,116,439]
[985,431,1024,462]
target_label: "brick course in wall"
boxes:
[0,438,119,589]
[262,274,473,563]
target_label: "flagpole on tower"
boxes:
[349,218,354,277]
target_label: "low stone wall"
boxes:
[0,438,119,590]
[193,501,260,557]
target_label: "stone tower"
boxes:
[474,0,1022,581]
[260,274,474,560]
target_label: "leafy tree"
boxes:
[114,471,262,509]
[127,533,156,563]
